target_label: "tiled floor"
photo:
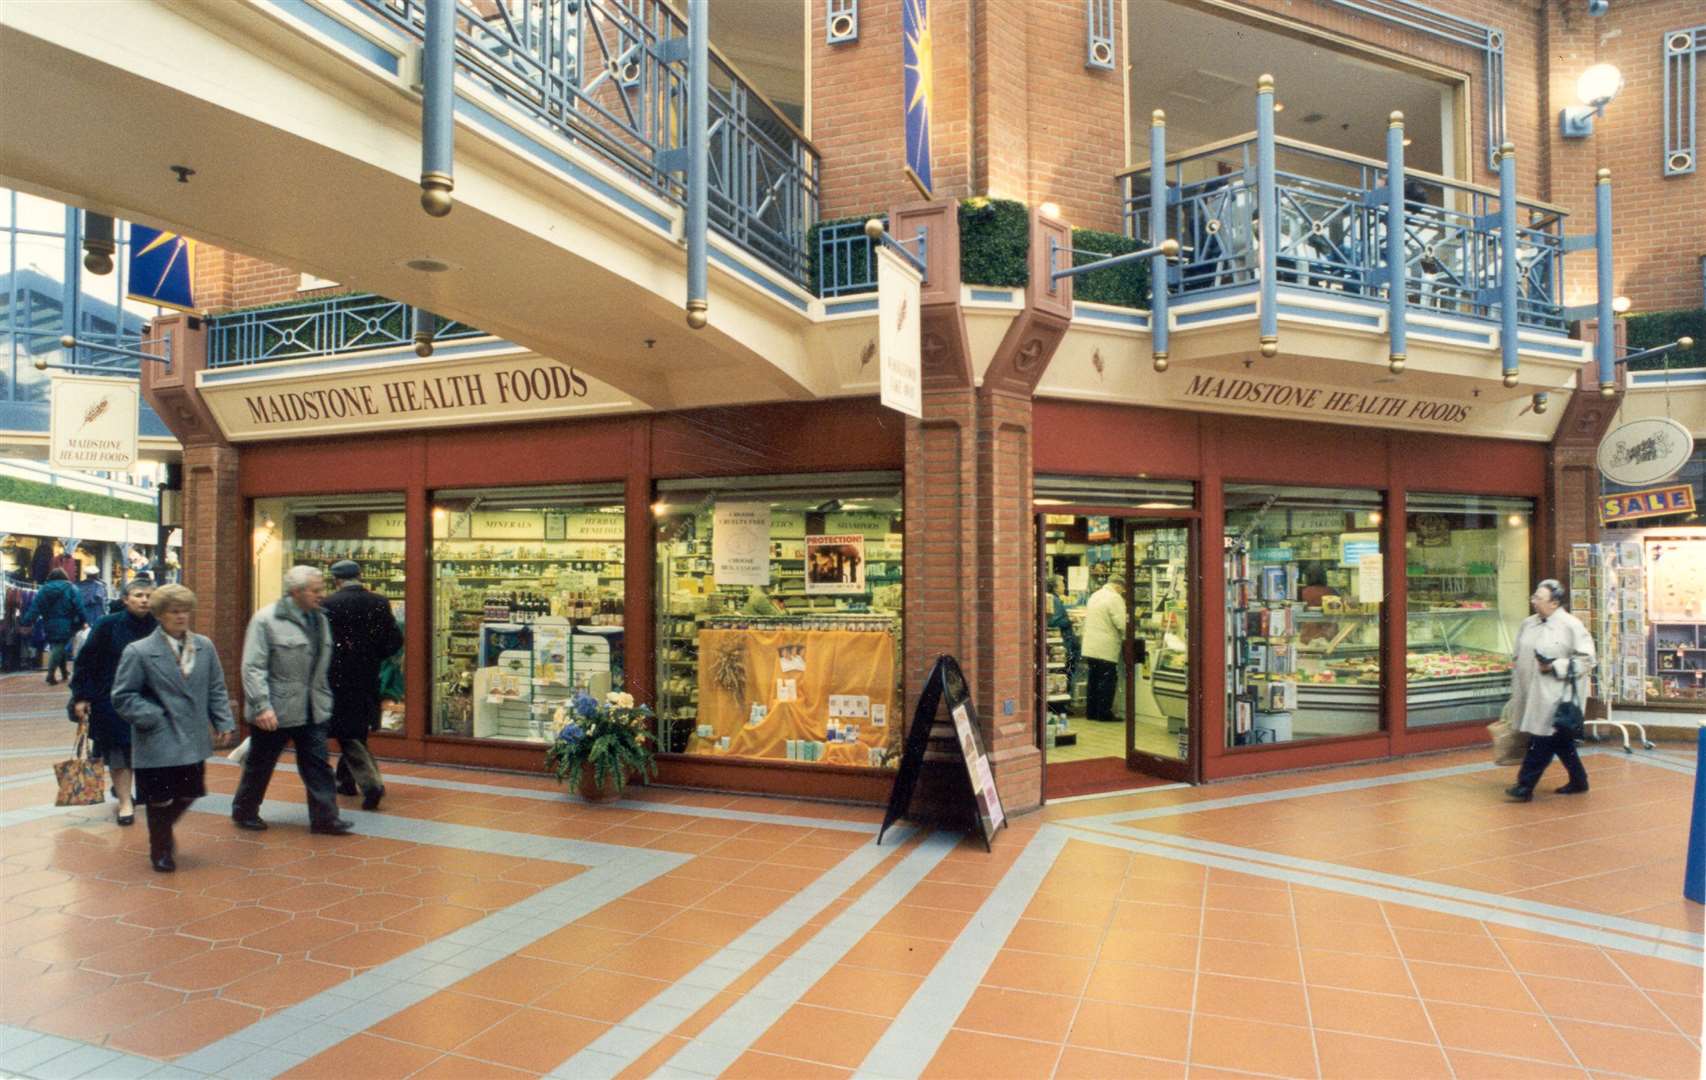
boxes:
[2,671,1701,1079]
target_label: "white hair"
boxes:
[283,565,324,594]
[1536,578,1565,603]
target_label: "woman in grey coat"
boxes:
[111,585,237,872]
[1506,578,1595,802]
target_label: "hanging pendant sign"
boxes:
[49,374,139,471]
[877,245,923,419]
[1598,417,1694,486]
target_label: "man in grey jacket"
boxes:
[232,565,352,835]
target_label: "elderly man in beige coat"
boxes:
[1506,578,1595,801]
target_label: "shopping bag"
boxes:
[227,736,252,764]
[1488,706,1528,766]
[53,722,107,807]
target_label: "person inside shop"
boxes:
[232,565,352,835]
[110,584,237,872]
[1082,574,1127,722]
[70,578,158,827]
[1297,563,1339,609]
[322,560,403,812]
[743,585,784,616]
[21,568,84,685]
[1506,578,1594,802]
[76,565,110,632]
[1046,575,1079,696]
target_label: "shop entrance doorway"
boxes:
[1038,510,1197,798]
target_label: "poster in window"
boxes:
[713,502,771,586]
[805,534,866,594]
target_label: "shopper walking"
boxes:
[21,568,84,684]
[322,560,402,811]
[70,579,158,826]
[232,565,352,835]
[1081,574,1127,722]
[1506,578,1595,802]
[75,565,110,631]
[110,585,236,872]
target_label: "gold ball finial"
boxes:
[34,356,48,371]
[1679,336,1695,348]
[1159,238,1180,258]
[1597,167,1611,182]
[1500,142,1517,157]
[1152,353,1169,373]
[1599,383,1617,399]
[59,334,76,349]
[686,300,709,330]
[83,251,114,276]
[1259,339,1279,358]
[1388,355,1406,375]
[413,336,434,359]
[1502,373,1520,388]
[420,176,454,217]
[1152,109,1166,125]
[1389,111,1404,127]
[863,218,886,241]
[1257,74,1275,93]
[1532,394,1548,415]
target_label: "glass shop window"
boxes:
[655,472,904,768]
[1403,494,1531,728]
[431,485,626,743]
[1225,485,1385,746]
[252,494,408,733]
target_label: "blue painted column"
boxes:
[1686,721,1705,904]
[1385,111,1407,375]
[684,0,709,330]
[411,306,435,357]
[61,207,81,354]
[1594,168,1616,398]
[420,0,455,217]
[1150,110,1170,372]
[1256,75,1278,358]
[1497,143,1519,388]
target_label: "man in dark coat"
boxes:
[70,579,157,826]
[21,568,84,684]
[321,560,403,810]
[76,566,110,630]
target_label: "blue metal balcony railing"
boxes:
[815,218,881,298]
[350,0,819,286]
[206,294,484,368]
[1123,134,1567,332]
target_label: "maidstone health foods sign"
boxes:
[50,374,139,471]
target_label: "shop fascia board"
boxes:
[1616,379,1706,439]
[0,0,839,414]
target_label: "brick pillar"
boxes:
[1543,318,1627,578]
[181,444,245,671]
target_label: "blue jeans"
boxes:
[231,723,340,826]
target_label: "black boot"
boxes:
[1505,785,1533,802]
[145,803,176,872]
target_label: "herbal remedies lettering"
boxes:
[242,364,590,427]
[1181,374,1472,425]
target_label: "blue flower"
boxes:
[572,691,600,721]
[556,722,585,744]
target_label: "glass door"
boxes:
[1123,518,1193,781]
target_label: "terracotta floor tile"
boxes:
[871,903,975,942]
[593,934,717,983]
[1296,917,1400,956]
[750,1003,892,1069]
[1443,1048,1590,1080]
[322,861,421,891]
[1289,889,1388,926]
[390,902,485,939]
[1308,985,1436,1043]
[407,1053,537,1079]
[953,985,1078,1043]
[1196,936,1300,981]
[731,862,830,894]
[1001,918,1104,959]
[652,908,759,949]
[106,995,262,1058]
[445,880,539,911]
[920,1030,1061,1080]
[151,944,277,991]
[317,892,420,926]
[0,968,111,1024]
[220,957,350,1009]
[388,869,481,901]
[1494,937,1630,984]
[200,872,300,903]
[534,967,668,1022]
[1647,990,1704,1038]
[181,902,294,942]
[1194,972,1310,1027]
[279,1032,442,1079]
[261,882,362,913]
[1315,1030,1452,1080]
[697,883,794,919]
[624,873,725,908]
[980,950,1092,997]
[244,915,357,956]
[19,917,144,963]
[451,955,584,1004]
[455,1007,607,1073]
[1023,891,1117,926]
[62,884,178,919]
[1096,927,1200,970]
[1108,901,1204,937]
[519,923,638,964]
[1067,999,1191,1061]
[573,897,682,935]
[311,928,422,969]
[499,860,585,887]
[1392,926,1508,969]
[83,930,211,977]
[1299,948,1417,996]
[1406,960,1538,1010]
[838,931,950,976]
[1189,1011,1318,1078]
[26,980,182,1041]
[1199,907,1298,948]
[1424,1001,1576,1064]
[1079,958,1193,1010]
[801,964,924,1018]
[1559,1017,1703,1079]
[370,989,518,1051]
[1608,952,1704,996]
[1521,972,1677,1031]
[721,1049,852,1078]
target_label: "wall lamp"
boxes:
[1561,63,1623,138]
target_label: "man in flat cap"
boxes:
[322,560,403,810]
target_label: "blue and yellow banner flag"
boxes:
[126,224,197,311]
[903,0,932,197]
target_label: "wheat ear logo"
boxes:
[78,395,112,431]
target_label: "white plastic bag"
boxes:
[227,736,251,764]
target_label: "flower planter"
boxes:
[577,772,624,803]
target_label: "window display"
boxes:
[1225,485,1383,745]
[1402,495,1529,727]
[252,494,407,731]
[1643,533,1706,702]
[655,473,903,767]
[431,485,625,743]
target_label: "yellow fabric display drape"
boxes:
[691,627,896,762]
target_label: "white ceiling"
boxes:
[1126,1,1452,175]
[710,0,806,127]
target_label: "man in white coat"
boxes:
[1082,575,1127,722]
[1506,578,1594,801]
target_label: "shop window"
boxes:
[655,472,903,767]
[1225,485,1384,746]
[430,485,626,743]
[252,494,407,732]
[1404,494,1530,728]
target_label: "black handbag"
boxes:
[1553,660,1585,741]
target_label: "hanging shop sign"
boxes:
[49,374,139,471]
[877,245,923,419]
[1599,484,1696,525]
[1597,417,1694,486]
[197,347,640,441]
[713,502,771,586]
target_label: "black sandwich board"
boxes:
[877,654,1008,851]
